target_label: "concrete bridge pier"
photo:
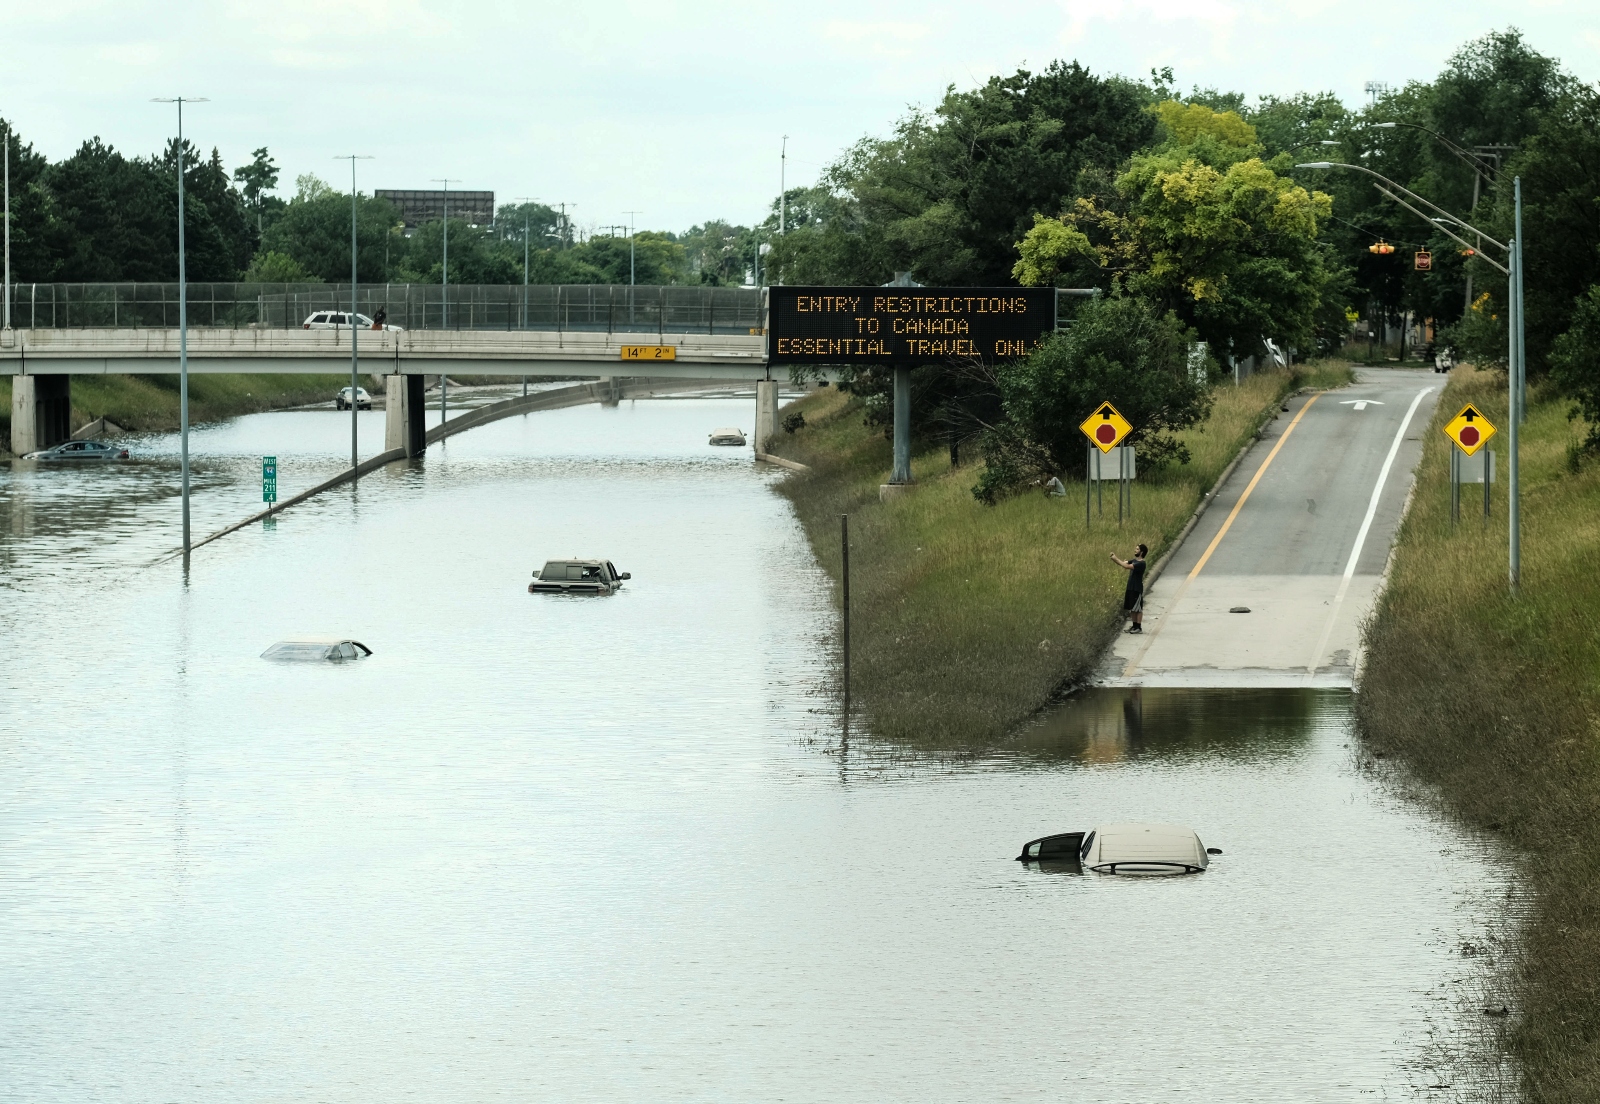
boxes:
[384,374,427,457]
[10,375,72,456]
[754,380,779,452]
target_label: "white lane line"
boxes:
[1305,386,1434,677]
[1121,393,1323,677]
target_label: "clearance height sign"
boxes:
[767,286,1056,366]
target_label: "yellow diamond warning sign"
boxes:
[1443,403,1496,456]
[1080,401,1132,454]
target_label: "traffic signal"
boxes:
[1369,240,1395,255]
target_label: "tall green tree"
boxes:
[768,61,1159,286]
[260,190,401,282]
[0,119,55,283]
[232,147,280,243]
[1016,104,1334,360]
[974,294,1214,503]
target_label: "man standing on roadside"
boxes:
[1111,544,1148,633]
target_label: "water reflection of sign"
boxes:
[1443,403,1495,456]
[766,286,1055,366]
[263,455,277,503]
[1079,402,1132,454]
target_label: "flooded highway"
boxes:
[1,396,1512,1100]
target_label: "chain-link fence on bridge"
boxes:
[1,283,764,335]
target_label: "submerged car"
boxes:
[261,637,373,662]
[529,559,630,595]
[23,439,129,461]
[708,427,747,446]
[302,311,404,331]
[335,386,373,411]
[1018,822,1216,875]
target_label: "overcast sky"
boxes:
[3,1,1597,235]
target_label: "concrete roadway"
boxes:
[1101,367,1443,688]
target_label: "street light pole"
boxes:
[3,119,11,337]
[513,196,539,398]
[623,209,641,329]
[432,177,458,424]
[153,96,208,557]
[337,155,373,473]
[1300,159,1523,593]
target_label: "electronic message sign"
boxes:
[767,286,1057,366]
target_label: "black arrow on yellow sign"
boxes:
[1463,407,1479,420]
[1100,406,1113,418]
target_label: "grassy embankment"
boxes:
[768,360,1353,745]
[0,373,350,452]
[1356,365,1600,1101]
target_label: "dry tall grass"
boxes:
[771,362,1351,746]
[1357,365,1600,1102]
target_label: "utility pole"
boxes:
[153,96,208,558]
[337,155,373,473]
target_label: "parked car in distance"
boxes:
[529,559,630,594]
[301,311,404,332]
[260,637,373,662]
[335,386,373,411]
[709,427,747,446]
[23,439,129,461]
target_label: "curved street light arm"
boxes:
[1373,185,1507,275]
[1296,162,1509,252]
[1371,121,1501,179]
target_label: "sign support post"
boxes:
[1484,447,1492,521]
[1450,445,1459,526]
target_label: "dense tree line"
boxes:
[0,128,771,289]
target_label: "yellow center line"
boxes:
[1122,392,1323,676]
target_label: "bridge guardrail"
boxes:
[1,282,764,335]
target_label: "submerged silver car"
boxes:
[261,637,373,662]
[23,439,129,460]
[529,559,630,594]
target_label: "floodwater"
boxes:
[1,395,1511,1101]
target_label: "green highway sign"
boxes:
[263,455,277,504]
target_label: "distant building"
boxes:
[375,189,495,230]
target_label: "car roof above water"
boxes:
[1081,822,1209,873]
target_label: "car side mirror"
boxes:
[621,572,631,580]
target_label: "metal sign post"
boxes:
[1450,445,1460,527]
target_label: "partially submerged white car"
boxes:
[708,427,747,446]
[1018,822,1217,875]
[261,637,372,662]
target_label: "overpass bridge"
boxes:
[1,281,782,456]
[2,325,777,458]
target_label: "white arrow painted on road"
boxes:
[1340,400,1386,411]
